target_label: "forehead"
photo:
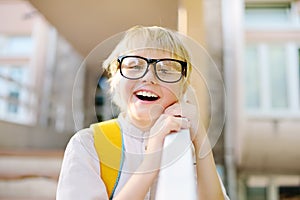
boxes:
[124,48,180,59]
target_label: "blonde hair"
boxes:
[102,25,192,110]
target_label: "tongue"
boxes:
[136,95,158,101]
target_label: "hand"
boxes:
[145,113,191,154]
[164,101,200,142]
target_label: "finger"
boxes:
[164,103,182,116]
[165,102,194,119]
[169,116,191,131]
[179,117,191,130]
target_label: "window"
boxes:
[0,65,31,123]
[244,2,300,27]
[244,43,300,116]
[0,35,33,57]
[0,35,34,124]
[279,186,300,199]
[269,45,288,108]
[7,90,20,114]
[245,45,261,108]
[246,186,267,200]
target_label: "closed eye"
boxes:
[125,65,144,70]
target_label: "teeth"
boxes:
[136,91,158,98]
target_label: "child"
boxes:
[57,26,229,200]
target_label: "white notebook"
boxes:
[155,129,197,200]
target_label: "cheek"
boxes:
[119,79,135,102]
[111,74,135,110]
[168,83,184,98]
[161,85,184,106]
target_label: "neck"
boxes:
[125,114,156,132]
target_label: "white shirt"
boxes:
[56,113,230,200]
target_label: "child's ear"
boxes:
[178,88,188,104]
[182,82,191,99]
[182,85,196,104]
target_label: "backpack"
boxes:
[91,119,124,200]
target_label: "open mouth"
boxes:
[135,91,159,101]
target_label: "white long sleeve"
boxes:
[56,128,109,200]
[56,113,230,200]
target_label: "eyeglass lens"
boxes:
[120,56,184,83]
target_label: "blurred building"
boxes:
[0,0,84,137]
[0,1,83,199]
[0,0,299,200]
[223,0,300,199]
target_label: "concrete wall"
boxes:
[0,120,73,149]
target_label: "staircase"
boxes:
[0,120,73,199]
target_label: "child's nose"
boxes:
[141,64,158,83]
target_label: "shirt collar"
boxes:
[117,112,149,142]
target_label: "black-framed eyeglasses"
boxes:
[117,55,187,83]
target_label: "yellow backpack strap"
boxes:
[92,119,124,199]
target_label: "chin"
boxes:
[141,104,163,118]
[128,107,162,128]
[134,111,159,123]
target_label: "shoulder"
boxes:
[63,127,96,160]
[57,127,109,199]
[68,127,94,148]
